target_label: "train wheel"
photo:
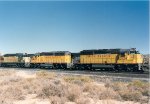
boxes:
[114,65,120,73]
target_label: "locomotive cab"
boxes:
[117,48,144,72]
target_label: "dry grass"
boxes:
[49,96,67,104]
[0,69,149,104]
[106,80,150,103]
[0,70,16,76]
[66,84,82,102]
[83,83,121,100]
[76,97,94,104]
[99,88,121,100]
[63,75,93,84]
[128,80,150,96]
[119,90,142,101]
[37,80,67,98]
[36,70,56,79]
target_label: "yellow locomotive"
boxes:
[1,53,25,67]
[0,48,144,72]
[74,48,143,72]
[30,51,71,69]
[0,56,3,66]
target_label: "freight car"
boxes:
[30,51,71,69]
[73,48,144,72]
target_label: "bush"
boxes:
[36,71,56,79]
[119,90,142,101]
[0,76,22,86]
[128,80,150,96]
[110,82,128,91]
[76,97,94,104]
[0,99,13,104]
[0,70,16,76]
[49,96,66,104]
[83,83,102,93]
[83,83,121,100]
[37,80,67,99]
[108,80,149,103]
[67,84,82,102]
[0,85,24,100]
[99,88,121,100]
[64,76,93,83]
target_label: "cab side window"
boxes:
[120,52,125,57]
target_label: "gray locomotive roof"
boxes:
[35,51,71,56]
[80,48,137,55]
[3,53,24,57]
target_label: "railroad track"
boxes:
[46,69,149,81]
[0,67,149,79]
[57,70,149,78]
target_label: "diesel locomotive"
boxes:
[30,51,72,69]
[0,48,144,72]
[74,48,143,72]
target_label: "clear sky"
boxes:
[0,1,149,54]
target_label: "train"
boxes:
[0,48,145,72]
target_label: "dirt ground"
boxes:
[0,69,149,104]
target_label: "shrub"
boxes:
[36,71,56,79]
[0,70,16,76]
[0,76,23,86]
[76,97,94,104]
[18,78,38,94]
[128,80,150,96]
[49,96,66,104]
[37,80,67,99]
[0,85,24,100]
[64,76,93,83]
[98,88,121,100]
[83,83,100,92]
[0,99,13,104]
[67,84,82,102]
[106,80,149,102]
[104,78,111,88]
[111,82,128,91]
[83,83,105,99]
[119,90,142,101]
